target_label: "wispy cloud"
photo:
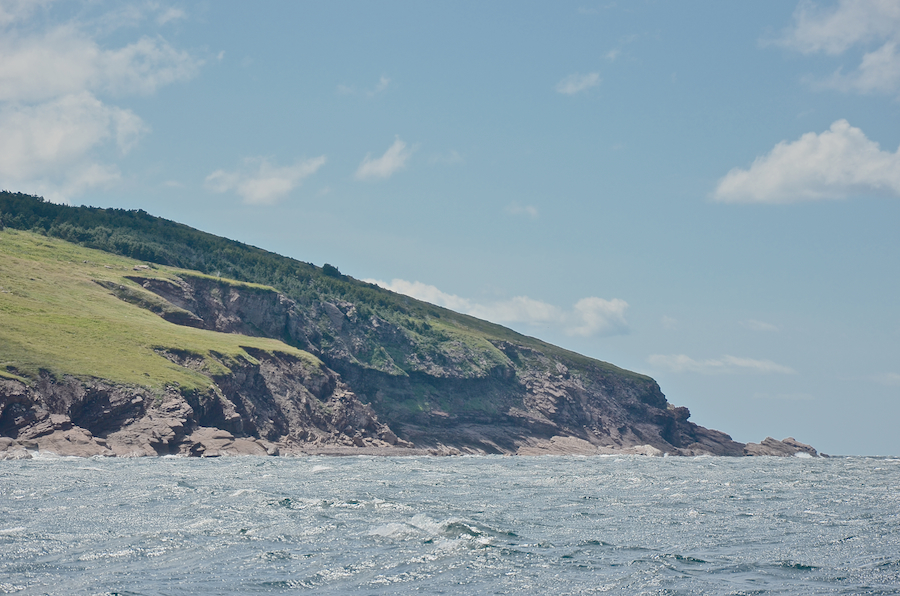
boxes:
[368,76,390,96]
[205,156,326,204]
[741,319,780,332]
[355,137,413,180]
[337,76,391,97]
[365,278,629,337]
[157,7,186,26]
[648,354,796,375]
[429,149,463,165]
[713,120,900,203]
[0,0,54,27]
[556,72,600,95]
[776,0,900,55]
[752,391,814,401]
[505,202,539,219]
[872,372,900,386]
[661,316,678,330]
[577,4,617,16]
[773,0,900,95]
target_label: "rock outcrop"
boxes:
[743,437,821,457]
[0,348,406,458]
[0,271,819,458]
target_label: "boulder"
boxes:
[0,437,31,460]
[24,427,113,457]
[181,427,269,457]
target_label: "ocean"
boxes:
[1,454,898,595]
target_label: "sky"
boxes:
[1,0,898,455]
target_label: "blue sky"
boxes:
[1,0,898,455]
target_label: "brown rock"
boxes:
[744,437,819,457]
[104,396,192,456]
[0,437,31,460]
[24,426,113,457]
[181,427,269,457]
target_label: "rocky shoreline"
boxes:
[0,416,821,460]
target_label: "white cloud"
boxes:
[556,72,601,95]
[0,8,202,201]
[713,120,900,203]
[355,137,413,180]
[566,296,629,337]
[776,0,900,95]
[0,27,202,103]
[367,279,473,313]
[826,41,900,93]
[205,156,326,205]
[0,91,146,199]
[741,319,780,332]
[778,0,900,54]
[648,354,796,375]
[661,316,678,330]
[364,278,629,337]
[505,202,539,219]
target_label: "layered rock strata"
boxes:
[0,273,818,458]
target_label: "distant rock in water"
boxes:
[0,192,819,458]
[743,437,822,458]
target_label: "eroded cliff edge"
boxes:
[1,268,818,458]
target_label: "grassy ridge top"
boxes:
[0,229,318,390]
[0,192,650,382]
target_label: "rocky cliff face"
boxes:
[0,347,405,458]
[0,271,819,458]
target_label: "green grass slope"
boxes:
[0,228,319,390]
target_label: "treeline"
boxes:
[0,191,438,317]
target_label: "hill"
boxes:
[0,192,816,457]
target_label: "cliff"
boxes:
[0,193,819,458]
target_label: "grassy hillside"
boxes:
[0,192,648,382]
[0,228,319,390]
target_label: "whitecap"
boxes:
[408,513,442,535]
[367,522,412,539]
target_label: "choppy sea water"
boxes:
[1,455,899,595]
